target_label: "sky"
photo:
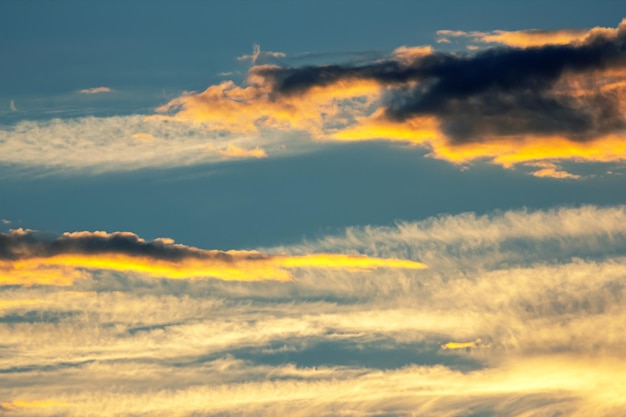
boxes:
[1,1,626,415]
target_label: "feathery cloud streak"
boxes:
[0,116,305,174]
[1,206,626,415]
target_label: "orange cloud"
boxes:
[479,29,590,47]
[0,230,426,286]
[435,19,626,48]
[526,162,581,180]
[437,28,590,48]
[151,74,381,139]
[147,19,626,177]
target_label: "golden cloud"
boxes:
[0,230,425,286]
[148,19,626,178]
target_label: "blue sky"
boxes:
[1,0,626,246]
[2,1,626,416]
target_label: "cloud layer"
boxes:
[2,20,624,177]
[0,116,307,174]
[1,205,626,415]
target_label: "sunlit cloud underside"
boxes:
[2,19,626,178]
[1,205,626,416]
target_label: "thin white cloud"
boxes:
[0,116,315,174]
[79,86,112,94]
[10,100,17,112]
[237,43,286,64]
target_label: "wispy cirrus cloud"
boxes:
[237,43,286,65]
[1,206,626,415]
[0,115,307,174]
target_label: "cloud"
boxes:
[6,359,624,416]
[79,86,112,94]
[155,19,626,176]
[237,43,286,65]
[0,115,314,174]
[217,144,268,159]
[0,400,68,412]
[0,229,425,286]
[10,100,16,112]
[5,21,625,177]
[441,338,489,350]
[436,27,593,48]
[526,161,582,179]
[2,206,626,415]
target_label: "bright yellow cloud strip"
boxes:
[0,400,68,411]
[441,338,489,350]
[0,299,49,310]
[432,133,626,167]
[0,250,425,287]
[0,262,88,286]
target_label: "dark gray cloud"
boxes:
[0,230,269,262]
[255,23,626,143]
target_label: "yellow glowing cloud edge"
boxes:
[0,230,426,286]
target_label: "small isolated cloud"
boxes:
[237,43,286,65]
[79,86,112,94]
[9,100,16,112]
[1,219,10,225]
[526,162,582,179]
